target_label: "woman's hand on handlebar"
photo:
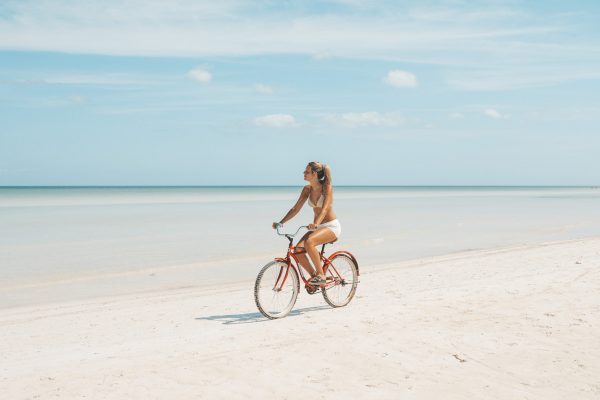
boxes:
[307,223,318,231]
[272,222,283,229]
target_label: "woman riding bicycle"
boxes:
[272,161,341,287]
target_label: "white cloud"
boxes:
[450,112,464,119]
[448,67,600,91]
[324,111,404,128]
[255,83,273,94]
[384,70,418,88]
[10,74,154,86]
[484,108,504,119]
[408,7,524,23]
[312,50,334,60]
[0,1,569,63]
[68,95,85,104]
[38,95,86,107]
[0,2,597,90]
[254,114,296,128]
[187,68,212,84]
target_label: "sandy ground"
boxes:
[1,237,599,399]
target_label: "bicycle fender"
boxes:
[329,250,360,275]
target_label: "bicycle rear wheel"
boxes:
[322,254,358,307]
[254,260,299,319]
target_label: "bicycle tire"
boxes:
[322,254,359,308]
[254,260,300,319]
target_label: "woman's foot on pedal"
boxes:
[309,275,327,287]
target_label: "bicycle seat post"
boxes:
[320,238,337,256]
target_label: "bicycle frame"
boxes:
[271,241,359,291]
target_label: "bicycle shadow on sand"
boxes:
[196,305,330,325]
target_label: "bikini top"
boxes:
[307,188,324,208]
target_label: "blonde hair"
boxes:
[308,161,332,186]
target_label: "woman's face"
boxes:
[303,165,316,182]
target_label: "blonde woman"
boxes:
[272,161,341,286]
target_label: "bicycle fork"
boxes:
[272,262,291,292]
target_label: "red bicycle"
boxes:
[254,225,360,319]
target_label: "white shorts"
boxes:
[316,219,341,239]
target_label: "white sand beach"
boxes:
[1,237,599,399]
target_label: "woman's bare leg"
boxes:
[295,232,316,277]
[295,253,316,278]
[305,228,337,278]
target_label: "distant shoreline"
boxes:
[1,185,598,189]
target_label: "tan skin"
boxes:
[272,164,337,281]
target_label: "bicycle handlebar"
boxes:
[275,224,309,237]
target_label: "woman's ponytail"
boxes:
[322,164,332,186]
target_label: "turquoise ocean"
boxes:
[1,186,600,308]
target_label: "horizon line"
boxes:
[1,185,599,189]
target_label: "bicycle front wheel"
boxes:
[254,260,299,319]
[322,254,358,307]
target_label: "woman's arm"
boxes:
[314,184,333,225]
[277,186,309,225]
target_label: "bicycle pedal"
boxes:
[305,286,320,295]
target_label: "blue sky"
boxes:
[1,0,599,185]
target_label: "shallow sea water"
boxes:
[2,186,600,307]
